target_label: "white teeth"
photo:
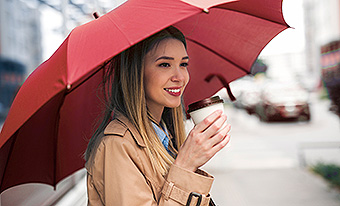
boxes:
[166,89,180,93]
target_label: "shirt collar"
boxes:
[151,121,169,143]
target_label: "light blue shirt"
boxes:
[151,121,172,154]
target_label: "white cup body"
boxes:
[189,101,230,146]
[189,102,225,125]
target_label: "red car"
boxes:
[255,82,311,122]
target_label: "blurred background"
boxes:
[0,0,340,205]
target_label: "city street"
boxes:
[200,95,340,205]
[204,95,340,171]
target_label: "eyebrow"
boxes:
[155,56,189,62]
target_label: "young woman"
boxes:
[85,26,231,206]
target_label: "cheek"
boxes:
[144,72,162,96]
[184,70,190,87]
[144,77,154,97]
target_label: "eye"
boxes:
[180,62,189,67]
[158,63,170,68]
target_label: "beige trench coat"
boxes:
[85,113,214,205]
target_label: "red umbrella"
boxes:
[0,0,288,193]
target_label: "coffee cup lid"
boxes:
[187,96,223,113]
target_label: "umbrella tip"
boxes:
[203,8,209,13]
[93,12,100,19]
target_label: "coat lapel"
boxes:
[104,112,146,148]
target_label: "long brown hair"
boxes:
[85,26,187,175]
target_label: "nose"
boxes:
[171,67,187,82]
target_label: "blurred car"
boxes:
[236,87,261,114]
[255,82,311,122]
[230,76,261,114]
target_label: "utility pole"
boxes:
[303,0,318,83]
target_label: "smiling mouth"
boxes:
[164,88,181,96]
[165,88,180,93]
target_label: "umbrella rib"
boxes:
[0,133,18,192]
[68,64,106,94]
[214,7,289,27]
[51,63,106,187]
[186,38,251,74]
[53,90,67,189]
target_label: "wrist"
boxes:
[173,159,196,172]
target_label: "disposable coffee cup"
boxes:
[187,96,230,147]
[187,96,226,126]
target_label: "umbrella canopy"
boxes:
[0,0,288,193]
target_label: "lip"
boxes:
[164,86,182,97]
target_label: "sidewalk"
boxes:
[206,167,340,206]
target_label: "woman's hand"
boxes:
[174,110,231,172]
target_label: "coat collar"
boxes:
[104,112,146,147]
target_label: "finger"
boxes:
[211,134,231,154]
[194,110,224,133]
[202,114,227,138]
[209,124,231,147]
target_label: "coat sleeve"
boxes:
[87,135,214,206]
[88,135,156,205]
[160,164,214,206]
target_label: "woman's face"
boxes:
[144,38,189,116]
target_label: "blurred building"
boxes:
[0,0,43,75]
[258,0,340,91]
[304,0,340,83]
[310,0,340,46]
[0,0,128,76]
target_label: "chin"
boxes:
[165,101,182,108]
